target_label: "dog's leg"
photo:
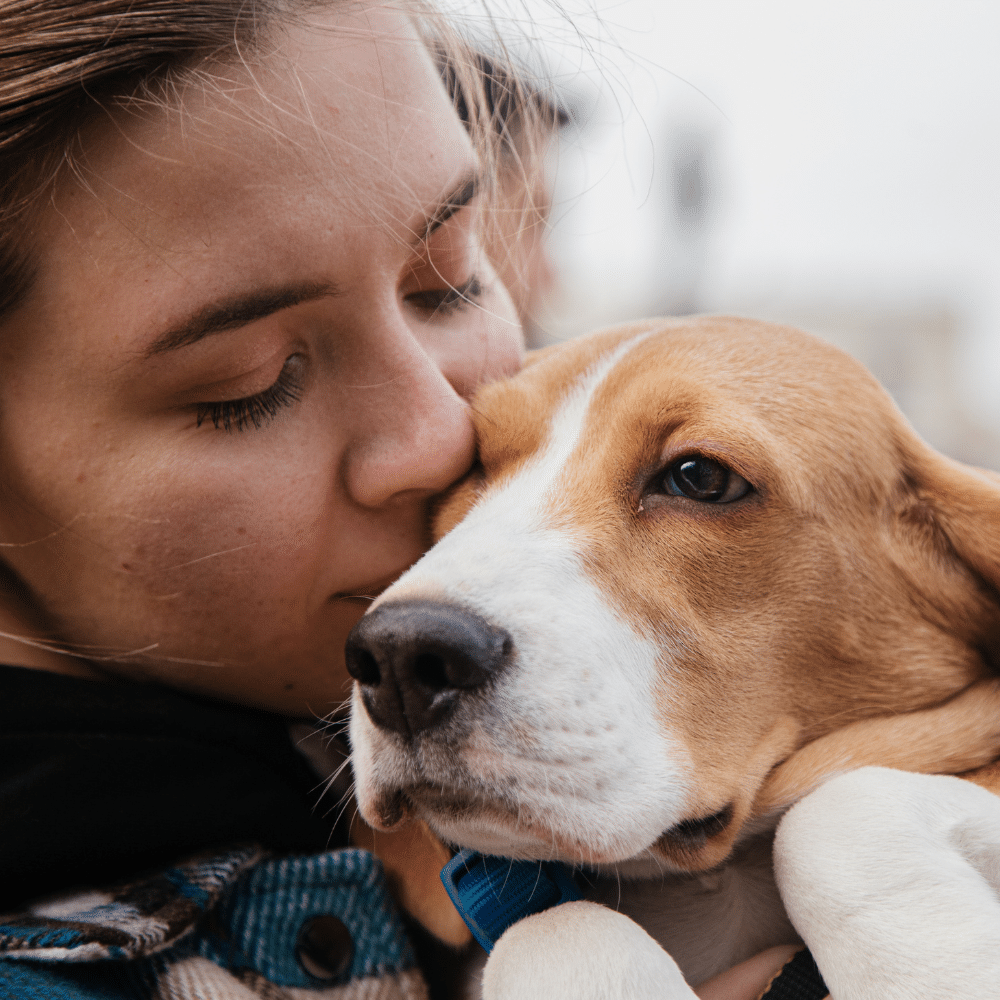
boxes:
[481,900,701,1000]
[755,677,1000,815]
[774,766,1000,1000]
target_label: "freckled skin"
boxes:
[0,4,523,714]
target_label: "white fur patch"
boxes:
[352,330,693,864]
[482,901,699,1000]
[775,767,1000,999]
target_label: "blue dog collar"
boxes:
[440,849,582,953]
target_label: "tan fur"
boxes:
[757,677,1000,814]
[351,815,472,947]
[431,317,1000,871]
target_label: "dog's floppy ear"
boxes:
[755,447,1000,818]
[917,450,1000,593]
[902,447,1000,649]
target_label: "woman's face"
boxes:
[0,5,523,715]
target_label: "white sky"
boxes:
[466,0,1000,427]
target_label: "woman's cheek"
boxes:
[49,441,331,658]
[130,469,322,607]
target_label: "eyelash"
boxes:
[190,271,481,433]
[406,275,484,316]
[196,355,303,433]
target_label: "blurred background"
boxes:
[462,0,1000,468]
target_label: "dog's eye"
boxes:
[663,456,751,503]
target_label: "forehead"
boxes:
[475,318,903,503]
[26,5,472,325]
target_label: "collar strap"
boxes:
[761,948,829,999]
[440,849,582,953]
[442,851,831,998]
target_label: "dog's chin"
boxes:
[412,792,601,863]
[401,791,707,870]
[422,799,755,876]
[428,815,570,862]
[361,772,751,872]
[422,806,746,874]
[389,786,641,865]
[360,764,768,878]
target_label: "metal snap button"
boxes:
[296,914,354,981]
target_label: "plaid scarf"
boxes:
[0,844,426,999]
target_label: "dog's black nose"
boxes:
[345,600,513,738]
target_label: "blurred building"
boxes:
[729,300,1000,470]
[523,0,1000,470]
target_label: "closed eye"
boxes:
[405,275,484,317]
[195,354,304,432]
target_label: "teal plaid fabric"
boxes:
[0,846,426,999]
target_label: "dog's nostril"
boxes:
[346,647,381,686]
[412,648,491,690]
[414,652,449,690]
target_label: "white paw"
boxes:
[481,900,697,1000]
[775,766,1000,1000]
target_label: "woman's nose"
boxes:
[343,336,476,509]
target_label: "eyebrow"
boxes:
[142,173,482,359]
[143,281,340,358]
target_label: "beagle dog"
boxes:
[346,318,1000,998]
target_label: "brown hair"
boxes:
[0,0,559,318]
[1,1,287,314]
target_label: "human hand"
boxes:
[694,946,814,1000]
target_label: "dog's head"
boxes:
[347,318,1000,872]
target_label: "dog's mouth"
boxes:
[656,804,736,863]
[356,705,787,871]
[376,783,645,864]
[370,776,743,871]
[406,784,508,822]
[364,780,517,832]
[663,804,734,844]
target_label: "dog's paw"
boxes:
[775,766,1000,1000]
[481,900,698,1000]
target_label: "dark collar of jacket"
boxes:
[0,664,340,913]
[0,665,432,998]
